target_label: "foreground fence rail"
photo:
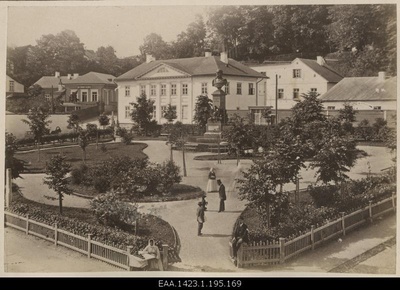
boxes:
[234,194,396,268]
[4,211,171,271]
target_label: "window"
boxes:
[150,85,157,96]
[125,86,130,97]
[278,89,284,99]
[140,85,146,96]
[373,106,382,110]
[327,106,335,110]
[161,105,167,116]
[160,84,167,96]
[81,91,88,102]
[311,88,317,94]
[181,105,188,119]
[225,82,230,94]
[248,83,254,95]
[237,83,242,95]
[171,84,177,95]
[9,80,14,92]
[91,91,98,102]
[125,106,131,118]
[201,83,208,95]
[182,84,188,95]
[293,88,299,99]
[260,72,266,76]
[152,106,157,119]
[293,69,301,78]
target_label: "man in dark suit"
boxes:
[196,201,205,236]
[217,179,226,212]
[231,216,249,261]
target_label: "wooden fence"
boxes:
[4,211,172,271]
[235,194,396,268]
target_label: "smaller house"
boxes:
[6,75,25,98]
[33,71,77,102]
[320,72,397,127]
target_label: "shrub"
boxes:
[90,192,139,228]
[122,133,134,145]
[100,143,107,152]
[93,177,111,193]
[158,160,182,194]
[71,164,89,185]
[308,184,339,207]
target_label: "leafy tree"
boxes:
[193,95,213,133]
[98,113,110,130]
[372,117,387,138]
[5,132,24,179]
[157,160,182,193]
[96,46,121,76]
[43,154,72,215]
[67,113,80,133]
[130,93,155,136]
[357,119,374,141]
[222,115,251,165]
[78,130,90,163]
[86,123,99,149]
[167,122,189,177]
[22,107,51,161]
[163,104,177,123]
[338,103,357,135]
[139,33,172,60]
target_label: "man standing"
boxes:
[196,201,205,236]
[231,216,249,262]
[217,179,226,212]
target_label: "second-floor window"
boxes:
[125,86,130,97]
[182,84,188,95]
[293,88,300,99]
[278,89,284,99]
[201,83,208,94]
[9,81,14,92]
[237,83,242,95]
[171,84,177,95]
[293,69,301,78]
[160,84,167,96]
[150,85,157,96]
[248,83,254,95]
[140,85,146,96]
[225,82,230,95]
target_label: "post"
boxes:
[237,244,244,268]
[341,212,346,236]
[275,74,278,124]
[127,246,133,271]
[310,226,315,250]
[25,214,29,235]
[369,200,373,223]
[87,234,92,258]
[279,238,285,264]
[5,168,12,208]
[162,244,169,271]
[54,223,58,245]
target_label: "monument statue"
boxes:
[212,69,227,90]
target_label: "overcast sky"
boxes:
[7,5,209,58]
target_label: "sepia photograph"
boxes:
[1,1,398,278]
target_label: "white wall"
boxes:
[6,75,24,93]
[322,100,397,111]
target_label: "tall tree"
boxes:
[96,46,121,76]
[193,95,213,133]
[139,33,172,60]
[43,154,72,215]
[67,113,80,133]
[130,93,155,136]
[22,107,51,161]
[222,115,251,165]
[167,122,189,177]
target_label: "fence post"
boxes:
[162,244,169,271]
[392,192,396,212]
[341,212,346,236]
[25,214,29,235]
[279,238,285,264]
[87,234,92,258]
[237,244,244,268]
[126,246,133,271]
[310,226,315,250]
[369,201,373,223]
[54,223,58,246]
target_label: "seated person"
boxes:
[139,239,164,271]
[231,216,249,262]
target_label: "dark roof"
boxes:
[297,58,343,83]
[34,76,71,89]
[320,76,397,102]
[116,56,266,81]
[67,72,116,85]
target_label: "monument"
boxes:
[207,70,227,133]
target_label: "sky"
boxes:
[7,5,209,58]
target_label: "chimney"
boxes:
[146,54,155,63]
[205,50,212,57]
[73,73,79,79]
[316,56,326,66]
[67,74,72,80]
[378,71,386,82]
[55,71,60,78]
[220,51,228,64]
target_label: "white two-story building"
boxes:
[116,52,266,126]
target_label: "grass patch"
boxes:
[17,142,148,173]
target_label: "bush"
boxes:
[100,143,107,152]
[93,177,111,193]
[308,184,339,207]
[71,164,89,185]
[157,160,182,194]
[90,192,139,228]
[122,133,134,145]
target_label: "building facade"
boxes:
[249,56,343,111]
[6,75,25,97]
[116,52,266,126]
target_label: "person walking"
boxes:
[206,168,218,192]
[196,201,205,236]
[217,179,226,212]
[231,216,249,263]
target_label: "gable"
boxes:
[137,64,190,80]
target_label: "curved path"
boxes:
[12,142,394,272]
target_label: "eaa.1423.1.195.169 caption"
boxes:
[158,279,243,288]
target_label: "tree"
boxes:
[167,122,189,177]
[5,132,24,179]
[43,154,72,215]
[67,113,80,133]
[78,130,90,163]
[130,93,155,136]
[98,113,110,129]
[193,95,213,133]
[86,123,99,149]
[338,103,357,136]
[96,46,121,76]
[222,115,251,165]
[372,117,387,139]
[163,104,177,123]
[139,33,172,60]
[22,107,51,161]
[357,119,374,141]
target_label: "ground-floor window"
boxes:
[81,91,88,102]
[125,106,131,119]
[181,105,188,119]
[327,106,335,110]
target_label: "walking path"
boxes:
[11,142,395,273]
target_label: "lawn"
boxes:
[16,142,148,173]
